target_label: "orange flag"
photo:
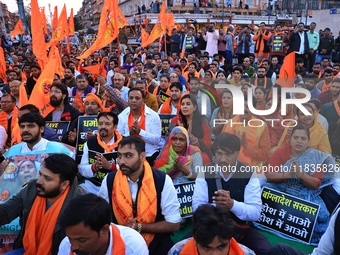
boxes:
[52,6,58,40]
[117,7,128,28]
[166,13,176,34]
[180,47,185,59]
[276,51,296,88]
[100,59,107,79]
[31,0,48,67]
[10,19,24,36]
[51,4,68,43]
[83,64,101,80]
[158,2,166,23]
[68,8,75,36]
[18,81,29,108]
[143,22,165,48]
[0,47,7,83]
[41,7,48,35]
[72,91,85,112]
[28,51,58,117]
[141,27,149,48]
[77,0,119,59]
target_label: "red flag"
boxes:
[68,8,75,36]
[28,51,58,117]
[31,0,48,66]
[0,47,7,83]
[276,51,296,88]
[10,19,24,36]
[52,6,58,40]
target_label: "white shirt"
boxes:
[118,105,161,156]
[192,165,262,221]
[120,86,130,102]
[58,224,149,255]
[311,208,339,255]
[298,32,305,55]
[98,174,182,224]
[0,125,7,151]
[106,70,114,85]
[20,138,49,153]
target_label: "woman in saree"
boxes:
[210,90,233,137]
[264,124,335,243]
[170,94,212,164]
[154,126,202,184]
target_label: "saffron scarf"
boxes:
[69,224,125,255]
[334,100,340,116]
[23,186,70,255]
[321,80,332,92]
[160,98,174,114]
[0,107,19,132]
[128,104,146,138]
[180,237,244,255]
[96,130,122,152]
[254,77,267,89]
[112,160,157,246]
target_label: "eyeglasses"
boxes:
[0,101,14,104]
[114,79,123,81]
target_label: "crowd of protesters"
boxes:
[0,19,340,255]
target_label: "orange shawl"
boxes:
[334,100,340,116]
[112,161,157,246]
[160,98,174,114]
[69,224,125,255]
[128,104,146,138]
[23,186,70,255]
[97,130,122,152]
[180,237,244,255]
[321,80,332,92]
[254,77,267,89]
[0,107,19,132]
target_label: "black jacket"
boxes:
[288,31,309,54]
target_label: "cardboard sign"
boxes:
[175,181,195,218]
[159,114,176,136]
[257,187,320,244]
[76,116,98,162]
[160,90,170,102]
[88,150,118,165]
[68,96,85,104]
[272,35,284,52]
[46,121,70,141]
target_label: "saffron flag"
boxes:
[72,91,85,112]
[31,0,48,66]
[52,6,58,40]
[77,0,119,59]
[166,13,176,35]
[100,59,107,79]
[158,2,166,23]
[0,47,7,83]
[41,8,48,35]
[276,51,296,88]
[18,81,29,108]
[28,51,58,117]
[117,7,128,28]
[83,64,101,80]
[143,22,165,48]
[68,8,75,36]
[141,27,149,48]
[10,19,24,36]
[51,4,68,43]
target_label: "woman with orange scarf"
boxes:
[154,126,202,184]
[210,90,233,136]
[170,94,212,164]
[168,204,255,255]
